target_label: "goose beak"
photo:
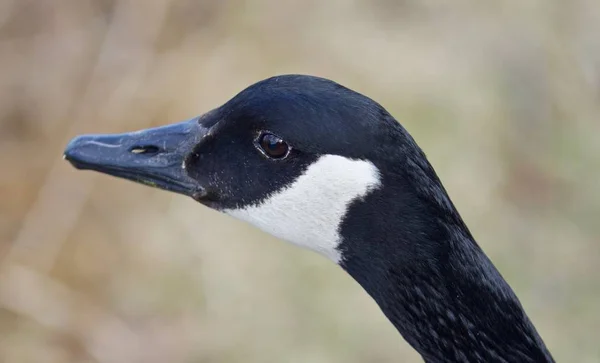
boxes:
[63,118,208,198]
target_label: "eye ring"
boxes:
[254,132,291,160]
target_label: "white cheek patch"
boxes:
[223,154,381,263]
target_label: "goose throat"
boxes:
[223,154,382,263]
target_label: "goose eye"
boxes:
[257,133,290,159]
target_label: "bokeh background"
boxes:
[1,0,599,362]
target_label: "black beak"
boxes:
[63,118,208,199]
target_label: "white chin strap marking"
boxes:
[223,154,382,263]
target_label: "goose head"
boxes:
[64,75,390,262]
[64,74,554,362]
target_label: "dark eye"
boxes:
[257,132,290,159]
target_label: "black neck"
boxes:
[338,163,554,362]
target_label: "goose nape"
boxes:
[64,74,555,363]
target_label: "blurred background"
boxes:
[0,0,599,362]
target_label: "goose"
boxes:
[63,74,554,362]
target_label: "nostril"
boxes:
[130,145,160,155]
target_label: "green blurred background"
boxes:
[1,1,599,362]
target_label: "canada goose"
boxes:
[64,75,554,362]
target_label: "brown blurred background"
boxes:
[0,0,599,362]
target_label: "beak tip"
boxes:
[63,135,92,169]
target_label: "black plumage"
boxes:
[64,74,555,362]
